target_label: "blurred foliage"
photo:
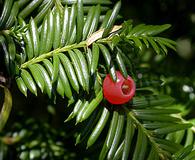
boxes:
[121,0,195,111]
[0,111,96,160]
[0,0,195,159]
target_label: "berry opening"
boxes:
[121,80,131,95]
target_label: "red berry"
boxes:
[103,71,136,104]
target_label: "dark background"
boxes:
[121,0,195,105]
[1,0,195,159]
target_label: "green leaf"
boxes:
[132,126,147,160]
[68,25,77,44]
[87,5,101,37]
[132,95,175,108]
[102,1,121,37]
[39,15,48,54]
[184,129,194,147]
[23,30,34,60]
[116,49,128,78]
[147,37,160,54]
[100,10,112,29]
[5,2,19,28]
[18,0,31,8]
[52,54,60,83]
[68,50,86,90]
[153,123,192,135]
[62,0,112,5]
[142,37,150,48]
[67,4,77,44]
[76,100,89,124]
[128,24,146,36]
[107,113,124,160]
[154,138,183,154]
[147,147,159,160]
[29,18,39,57]
[113,141,124,160]
[122,116,135,160]
[172,145,193,160]
[135,114,180,122]
[45,10,54,52]
[166,130,185,144]
[21,69,37,95]
[76,0,84,42]
[16,77,27,96]
[59,53,80,93]
[143,122,176,129]
[59,63,72,99]
[86,48,92,71]
[127,24,171,37]
[42,59,53,77]
[65,99,82,122]
[60,5,69,46]
[80,89,103,122]
[5,35,16,61]
[155,37,176,51]
[82,6,96,40]
[18,0,43,19]
[28,64,45,93]
[87,107,110,148]
[34,0,53,24]
[183,150,195,160]
[0,85,12,131]
[144,24,171,36]
[56,77,65,98]
[74,49,90,92]
[53,7,61,49]
[91,43,100,75]
[99,111,119,160]
[34,64,52,98]
[98,43,117,81]
[0,0,14,28]
[76,109,101,145]
[133,109,180,115]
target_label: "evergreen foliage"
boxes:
[0,0,194,159]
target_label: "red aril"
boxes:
[103,71,136,104]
